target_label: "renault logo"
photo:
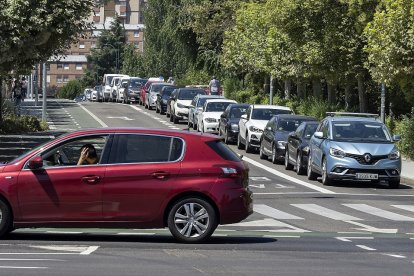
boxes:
[364,153,372,163]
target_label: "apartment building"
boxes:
[45,0,146,89]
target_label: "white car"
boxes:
[116,77,130,103]
[145,83,174,110]
[238,105,292,153]
[102,74,128,102]
[169,88,207,124]
[197,99,237,133]
[188,95,224,130]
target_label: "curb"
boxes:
[401,176,414,187]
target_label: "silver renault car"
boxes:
[307,112,401,188]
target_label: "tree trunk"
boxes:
[344,84,351,111]
[327,83,336,104]
[296,78,305,99]
[312,78,321,99]
[357,74,366,112]
[284,79,291,99]
[0,77,3,123]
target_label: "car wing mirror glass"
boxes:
[393,134,401,142]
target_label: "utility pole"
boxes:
[42,62,47,122]
[380,83,386,123]
[34,64,39,106]
[269,75,274,105]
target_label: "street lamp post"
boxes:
[102,44,119,73]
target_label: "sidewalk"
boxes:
[401,159,414,185]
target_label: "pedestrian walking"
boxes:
[21,77,28,100]
[167,76,175,85]
[12,79,23,116]
[209,76,221,95]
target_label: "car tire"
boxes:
[188,120,192,129]
[0,199,12,238]
[170,114,174,122]
[389,179,400,189]
[167,197,218,243]
[237,134,244,150]
[259,145,267,160]
[245,135,252,153]
[296,152,306,175]
[307,155,318,180]
[321,157,332,186]
[193,121,198,130]
[224,129,230,144]
[285,150,294,170]
[271,144,278,164]
[173,115,179,124]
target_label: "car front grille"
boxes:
[345,153,388,165]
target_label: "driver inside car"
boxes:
[77,144,98,165]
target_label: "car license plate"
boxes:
[356,173,378,180]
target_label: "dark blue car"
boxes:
[218,104,249,144]
[259,114,318,164]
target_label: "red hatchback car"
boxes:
[0,128,252,243]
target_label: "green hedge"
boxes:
[57,80,83,99]
[394,114,414,160]
[0,115,48,134]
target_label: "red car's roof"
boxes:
[59,128,219,141]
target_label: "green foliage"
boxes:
[57,80,83,100]
[82,15,127,86]
[395,113,414,159]
[177,67,210,86]
[0,115,48,134]
[296,97,344,120]
[0,0,94,75]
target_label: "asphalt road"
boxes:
[3,99,414,275]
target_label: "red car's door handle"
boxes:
[82,176,101,184]
[151,172,170,180]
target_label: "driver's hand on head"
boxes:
[78,148,89,165]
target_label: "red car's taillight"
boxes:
[220,167,239,178]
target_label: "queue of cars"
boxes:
[85,74,402,189]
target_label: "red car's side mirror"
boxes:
[28,156,44,170]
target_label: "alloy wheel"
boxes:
[173,203,209,238]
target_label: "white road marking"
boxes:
[344,221,398,234]
[391,205,414,213]
[382,254,406,259]
[77,103,108,127]
[356,245,376,251]
[254,204,303,220]
[250,177,271,181]
[274,184,294,189]
[80,246,99,255]
[343,204,414,221]
[292,204,362,221]
[107,116,134,121]
[249,184,266,189]
[336,237,374,242]
[0,258,64,261]
[0,266,48,269]
[230,218,309,233]
[242,157,335,194]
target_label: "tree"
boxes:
[364,0,414,104]
[82,15,127,87]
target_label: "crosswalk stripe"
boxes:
[254,204,303,220]
[391,205,414,213]
[343,204,414,221]
[291,204,363,221]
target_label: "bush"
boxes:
[297,97,344,120]
[57,80,83,100]
[177,67,210,86]
[0,115,48,134]
[395,113,414,160]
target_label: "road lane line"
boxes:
[242,156,335,194]
[0,266,48,269]
[382,254,406,259]
[254,204,303,220]
[343,204,414,221]
[77,104,108,127]
[391,205,414,213]
[336,237,374,242]
[80,246,99,255]
[356,245,376,251]
[292,204,362,221]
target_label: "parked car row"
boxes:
[86,74,402,189]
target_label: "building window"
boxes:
[63,76,69,83]
[64,64,70,70]
[95,12,100,16]
[57,75,63,83]
[57,64,63,70]
[76,64,83,70]
[134,42,140,49]
[79,43,85,49]
[134,31,140,38]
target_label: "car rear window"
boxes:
[206,140,241,162]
